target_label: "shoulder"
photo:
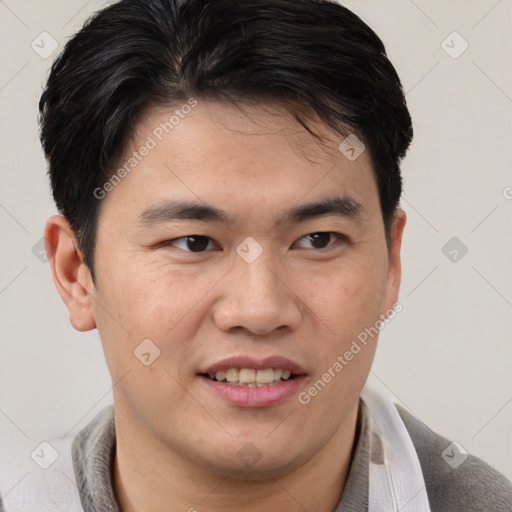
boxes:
[396,404,512,512]
[0,406,114,512]
[0,436,83,512]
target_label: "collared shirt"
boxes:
[67,401,512,512]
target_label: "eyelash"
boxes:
[159,232,347,253]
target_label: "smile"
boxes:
[198,356,307,406]
[203,368,295,387]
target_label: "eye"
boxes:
[162,235,216,252]
[293,232,346,250]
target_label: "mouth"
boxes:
[197,356,307,407]
[200,367,298,387]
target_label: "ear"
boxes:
[382,208,406,314]
[44,215,96,332]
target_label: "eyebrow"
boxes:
[138,201,229,225]
[137,196,365,227]
[282,196,365,223]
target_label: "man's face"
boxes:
[82,100,404,477]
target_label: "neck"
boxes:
[113,402,360,512]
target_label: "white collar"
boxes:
[361,382,431,511]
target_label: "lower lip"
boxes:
[199,375,307,407]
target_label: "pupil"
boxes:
[310,232,330,249]
[187,236,209,252]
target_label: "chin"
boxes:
[186,438,314,482]
[202,456,303,482]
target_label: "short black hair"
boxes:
[39,0,412,280]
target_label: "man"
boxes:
[1,0,511,510]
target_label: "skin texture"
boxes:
[45,100,406,512]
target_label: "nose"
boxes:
[212,251,302,336]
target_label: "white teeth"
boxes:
[208,367,295,386]
[225,368,239,382]
[239,369,256,383]
[256,369,274,383]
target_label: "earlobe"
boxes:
[382,208,407,313]
[44,214,97,332]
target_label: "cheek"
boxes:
[93,260,225,380]
[131,268,223,333]
[95,251,210,330]
[296,258,387,418]
[302,253,388,337]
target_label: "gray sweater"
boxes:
[2,401,511,511]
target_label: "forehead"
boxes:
[100,99,379,221]
[142,100,362,166]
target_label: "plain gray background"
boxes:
[1,0,511,480]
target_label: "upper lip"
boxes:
[200,355,306,375]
